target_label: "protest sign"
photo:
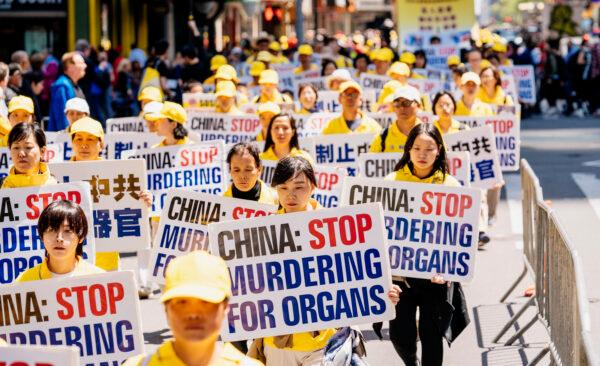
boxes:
[182,92,217,110]
[208,202,395,341]
[0,271,144,366]
[293,113,338,138]
[49,160,150,252]
[341,177,481,281]
[127,141,226,214]
[455,114,520,171]
[0,345,79,366]
[150,189,276,284]
[308,133,376,176]
[106,117,148,133]
[442,125,504,188]
[104,132,162,160]
[366,112,396,129]
[359,74,390,94]
[316,91,342,113]
[292,76,327,98]
[407,78,443,97]
[358,152,401,178]
[186,111,261,144]
[446,151,471,187]
[501,65,536,104]
[500,74,518,102]
[272,64,296,92]
[0,182,95,284]
[409,45,459,68]
[312,165,346,208]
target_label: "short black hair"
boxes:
[39,200,88,258]
[394,123,449,179]
[432,90,457,114]
[154,40,170,56]
[263,113,299,153]
[173,123,188,140]
[272,156,316,188]
[226,142,261,169]
[181,45,197,59]
[8,122,46,148]
[353,53,370,68]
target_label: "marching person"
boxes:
[138,86,163,113]
[455,72,494,117]
[432,91,470,135]
[251,70,292,104]
[477,66,514,107]
[215,81,242,115]
[296,83,321,114]
[255,102,280,142]
[16,200,104,282]
[64,97,90,130]
[123,251,264,366]
[293,45,318,75]
[146,101,190,147]
[7,95,35,125]
[385,123,469,366]
[260,113,313,163]
[321,81,381,135]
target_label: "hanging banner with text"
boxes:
[208,203,395,341]
[341,177,481,281]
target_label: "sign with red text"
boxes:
[186,112,261,144]
[312,165,347,208]
[341,177,481,281]
[150,189,276,284]
[446,151,471,187]
[293,113,338,138]
[501,65,536,104]
[126,142,226,214]
[0,345,79,366]
[208,203,395,341]
[0,182,95,284]
[0,271,144,366]
[49,160,151,252]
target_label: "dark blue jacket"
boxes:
[49,75,77,131]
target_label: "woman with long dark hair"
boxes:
[260,113,313,163]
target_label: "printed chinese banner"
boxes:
[454,115,520,171]
[104,132,162,160]
[208,203,395,341]
[127,142,226,214]
[186,112,261,144]
[341,177,481,281]
[442,125,504,188]
[0,271,144,366]
[0,345,79,366]
[308,133,376,176]
[0,182,95,284]
[49,160,151,252]
[316,91,342,113]
[106,117,148,133]
[150,189,277,284]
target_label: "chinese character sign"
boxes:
[308,133,376,176]
[104,132,162,160]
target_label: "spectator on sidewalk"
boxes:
[49,52,86,131]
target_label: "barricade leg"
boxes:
[504,315,539,346]
[499,264,528,303]
[527,346,550,366]
[492,296,536,343]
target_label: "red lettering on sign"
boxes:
[26,191,82,220]
[308,213,372,249]
[420,192,473,218]
[56,282,125,320]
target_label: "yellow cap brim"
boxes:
[145,112,168,122]
[160,284,228,304]
[216,92,236,98]
[9,107,34,114]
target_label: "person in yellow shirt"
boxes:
[146,101,190,147]
[203,55,228,85]
[374,80,403,112]
[492,42,512,66]
[293,45,319,75]
[251,70,292,104]
[447,55,461,72]
[256,51,273,69]
[0,116,11,147]
[477,66,514,106]
[455,72,494,116]
[388,61,410,84]
[7,95,35,125]
[321,81,381,135]
[255,102,280,141]
[260,113,313,163]
[138,86,163,115]
[326,69,352,91]
[215,81,242,115]
[399,52,425,80]
[123,251,264,366]
[248,61,266,89]
[370,48,393,75]
[268,41,290,64]
[385,123,468,366]
[1,122,57,188]
[16,200,104,282]
[432,91,470,135]
[296,83,321,114]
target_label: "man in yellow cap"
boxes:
[369,48,394,76]
[255,51,273,69]
[255,102,280,141]
[215,81,242,115]
[293,45,318,75]
[387,62,410,84]
[248,61,266,89]
[204,55,228,85]
[268,41,289,64]
[370,85,423,153]
[399,52,424,79]
[321,80,381,134]
[447,55,461,71]
[455,72,493,116]
[123,251,263,366]
[7,95,34,125]
[252,70,292,104]
[146,101,190,147]
[492,42,512,66]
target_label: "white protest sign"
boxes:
[104,132,162,160]
[502,65,536,104]
[0,182,95,284]
[182,92,217,110]
[443,125,504,188]
[150,189,276,284]
[208,203,395,341]
[408,79,443,97]
[312,165,347,208]
[298,69,321,79]
[293,113,338,138]
[455,114,520,171]
[341,177,481,281]
[49,160,150,252]
[127,142,226,214]
[359,74,390,92]
[0,345,79,366]
[366,112,396,129]
[363,89,378,112]
[186,111,261,144]
[0,271,144,366]
[273,64,296,91]
[106,117,148,133]
[358,152,401,178]
[316,91,342,113]
[446,151,471,187]
[293,76,327,97]
[415,45,459,68]
[500,74,518,102]
[308,133,376,176]
[201,83,215,93]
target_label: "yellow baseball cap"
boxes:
[447,55,461,66]
[388,61,410,77]
[338,80,362,94]
[215,80,237,98]
[257,51,273,63]
[400,52,416,65]
[258,69,278,85]
[138,86,163,102]
[249,61,266,76]
[298,44,313,56]
[257,102,281,115]
[160,251,232,304]
[215,64,239,83]
[380,80,403,103]
[146,101,187,124]
[70,116,104,141]
[8,96,34,114]
[372,48,394,62]
[492,42,507,53]
[461,71,481,86]
[210,55,228,71]
[269,41,281,51]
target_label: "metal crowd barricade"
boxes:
[493,159,598,366]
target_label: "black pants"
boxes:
[389,279,447,366]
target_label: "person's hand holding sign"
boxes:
[431,274,446,285]
[388,284,402,305]
[139,190,153,208]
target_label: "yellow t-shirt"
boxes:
[455,99,494,117]
[476,86,514,106]
[123,341,263,366]
[16,257,105,282]
[321,111,382,135]
[223,180,278,206]
[251,91,293,104]
[433,118,470,135]
[259,147,314,165]
[152,136,190,148]
[385,165,460,187]
[369,120,421,153]
[293,64,319,75]
[216,105,243,115]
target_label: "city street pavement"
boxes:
[121,115,600,365]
